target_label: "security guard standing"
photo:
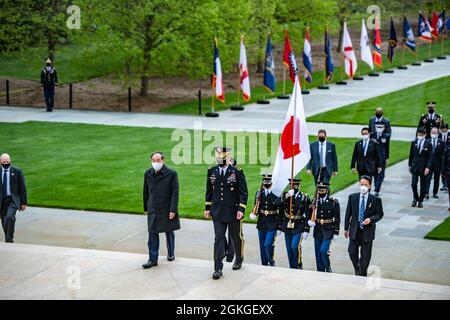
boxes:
[281,178,311,269]
[249,174,282,266]
[308,182,340,272]
[204,147,248,280]
[417,102,444,138]
[40,58,58,112]
[370,121,390,196]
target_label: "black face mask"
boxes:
[428,108,435,114]
[375,113,382,118]
[318,136,325,142]
[318,192,327,198]
[217,162,226,167]
[46,63,51,66]
[263,184,272,189]
[1,163,10,169]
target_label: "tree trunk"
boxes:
[256,32,264,73]
[140,15,154,97]
[336,19,344,53]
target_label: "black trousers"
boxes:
[411,172,427,202]
[224,228,234,261]
[313,168,331,184]
[1,197,16,243]
[213,219,244,271]
[348,228,373,277]
[425,166,441,196]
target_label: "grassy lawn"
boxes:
[307,76,450,127]
[162,40,450,114]
[425,217,450,242]
[0,121,410,221]
[0,45,124,84]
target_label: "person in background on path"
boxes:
[425,127,445,200]
[40,58,58,112]
[408,127,433,208]
[439,124,449,192]
[351,127,382,180]
[307,129,338,184]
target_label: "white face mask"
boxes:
[362,135,370,141]
[360,185,369,194]
[417,136,425,141]
[431,134,438,139]
[152,162,163,172]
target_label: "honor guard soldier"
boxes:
[40,58,58,112]
[308,182,340,272]
[417,102,444,138]
[281,178,312,269]
[204,147,248,280]
[249,174,282,267]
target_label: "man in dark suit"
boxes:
[40,58,58,112]
[307,129,338,184]
[204,147,248,280]
[0,153,27,243]
[439,124,449,191]
[344,175,384,277]
[443,143,450,211]
[416,101,444,138]
[425,127,445,199]
[351,127,382,179]
[142,151,180,269]
[408,127,433,208]
[370,120,390,196]
[368,107,392,139]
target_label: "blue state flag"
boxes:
[324,26,334,81]
[403,16,416,53]
[263,35,276,93]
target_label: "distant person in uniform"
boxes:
[370,120,390,196]
[425,127,445,199]
[204,147,248,280]
[142,151,180,269]
[443,142,450,211]
[0,153,27,243]
[417,101,444,138]
[351,127,382,180]
[40,58,58,112]
[439,124,449,191]
[408,127,433,208]
[344,175,384,277]
[368,107,392,138]
[307,129,338,184]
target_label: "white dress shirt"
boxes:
[2,167,11,196]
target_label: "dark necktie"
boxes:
[359,196,365,229]
[2,170,7,198]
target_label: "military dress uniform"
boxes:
[252,174,282,266]
[417,102,444,138]
[40,58,58,112]
[281,179,312,269]
[370,128,390,195]
[311,182,340,272]
[205,148,248,279]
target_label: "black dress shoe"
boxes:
[232,262,242,270]
[167,256,175,261]
[374,192,380,197]
[425,194,429,200]
[433,194,439,199]
[418,202,423,208]
[226,255,234,263]
[411,200,417,207]
[298,262,303,270]
[142,261,158,269]
[212,270,222,280]
[325,267,333,273]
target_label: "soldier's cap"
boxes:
[215,147,231,158]
[261,174,272,182]
[317,181,330,189]
[444,123,449,129]
[46,58,52,63]
[288,178,301,185]
[426,101,436,107]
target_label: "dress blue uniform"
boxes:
[370,126,390,195]
[251,174,282,266]
[281,179,311,269]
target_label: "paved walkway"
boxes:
[1,242,449,299]
[0,106,417,141]
[4,160,450,286]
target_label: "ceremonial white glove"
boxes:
[285,189,295,199]
[249,213,257,221]
[277,230,283,237]
[302,232,309,241]
[307,220,315,227]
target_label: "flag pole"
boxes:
[319,24,331,89]
[288,74,298,228]
[438,32,447,59]
[278,28,290,100]
[398,42,408,69]
[232,34,245,110]
[336,51,347,85]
